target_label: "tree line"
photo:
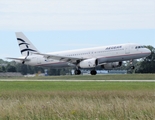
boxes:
[0,46,154,75]
[0,60,72,75]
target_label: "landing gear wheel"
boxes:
[75,70,81,75]
[131,66,135,70]
[90,70,97,75]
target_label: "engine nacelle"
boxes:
[78,58,98,68]
[101,62,122,70]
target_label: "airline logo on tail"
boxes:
[17,38,37,57]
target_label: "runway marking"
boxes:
[0,80,155,82]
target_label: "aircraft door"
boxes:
[37,58,41,64]
[125,45,130,54]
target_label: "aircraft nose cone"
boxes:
[146,48,151,56]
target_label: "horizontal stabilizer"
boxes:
[6,57,30,61]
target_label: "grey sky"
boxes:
[0,0,154,31]
[0,0,155,60]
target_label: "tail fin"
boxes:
[16,32,39,56]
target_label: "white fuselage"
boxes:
[20,43,150,68]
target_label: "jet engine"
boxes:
[78,58,98,68]
[101,62,122,69]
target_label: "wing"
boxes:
[34,52,86,64]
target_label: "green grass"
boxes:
[0,81,154,91]
[0,77,154,120]
[0,74,155,80]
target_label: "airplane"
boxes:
[7,32,151,75]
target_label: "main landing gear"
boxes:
[74,69,97,75]
[130,59,135,70]
[90,70,97,75]
[74,69,81,75]
[130,66,135,70]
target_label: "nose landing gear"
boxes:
[130,60,135,70]
[130,66,135,70]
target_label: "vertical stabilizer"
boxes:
[16,32,39,56]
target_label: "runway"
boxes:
[0,80,155,82]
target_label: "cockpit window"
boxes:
[135,45,146,49]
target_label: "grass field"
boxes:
[0,81,155,91]
[0,74,155,80]
[0,74,155,120]
[0,82,154,120]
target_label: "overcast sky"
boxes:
[0,0,155,60]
